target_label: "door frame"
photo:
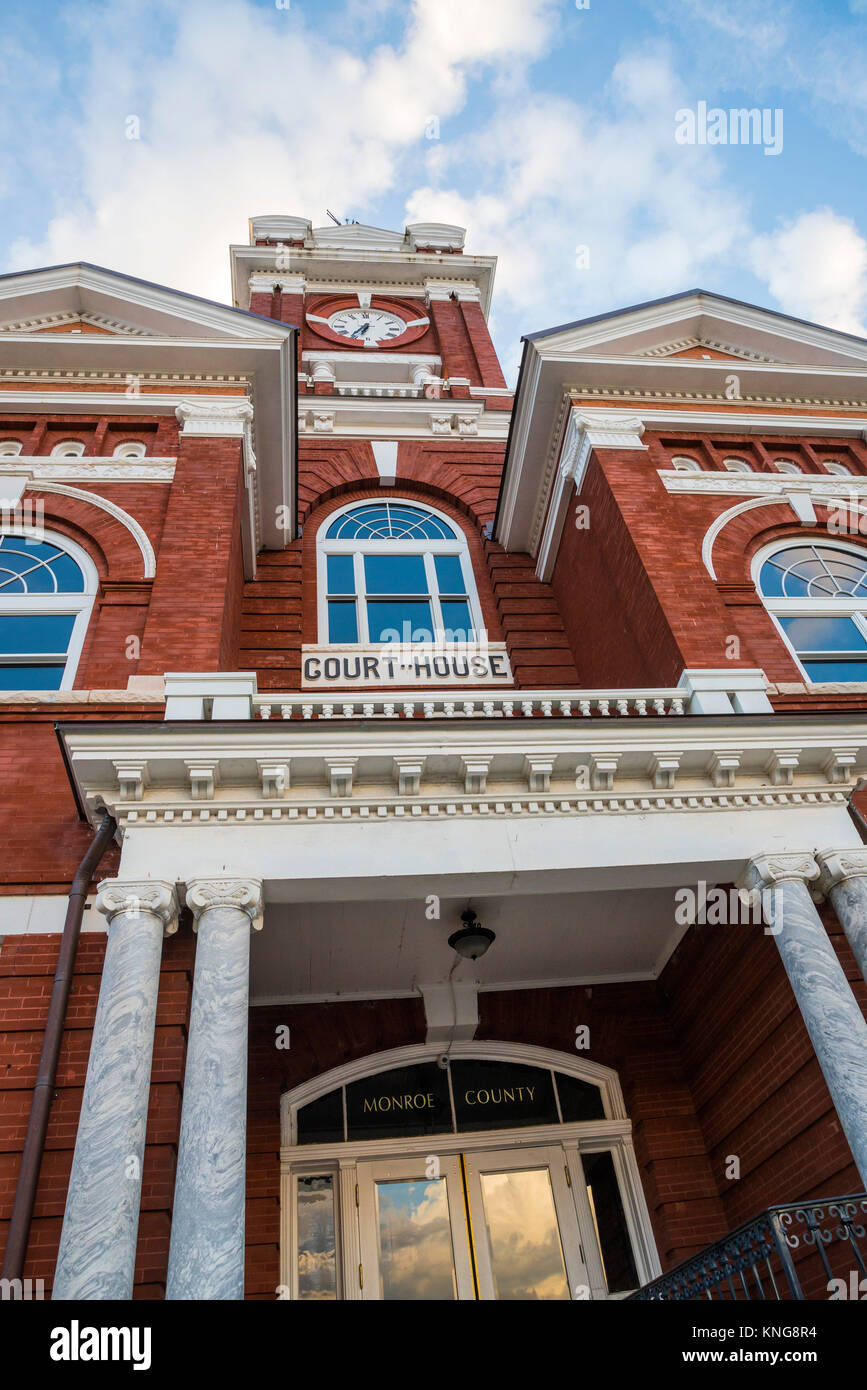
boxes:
[279,1042,661,1299]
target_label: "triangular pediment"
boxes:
[526,290,867,369]
[0,262,290,342]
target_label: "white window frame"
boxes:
[316,498,484,646]
[50,440,86,458]
[773,458,802,474]
[753,536,867,685]
[670,456,701,473]
[0,440,23,457]
[112,441,147,459]
[824,460,853,477]
[722,457,752,473]
[279,1041,660,1301]
[0,528,98,690]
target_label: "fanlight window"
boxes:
[50,440,86,458]
[757,541,867,683]
[670,456,700,473]
[0,440,22,457]
[0,533,95,690]
[319,500,482,646]
[824,461,852,476]
[774,459,801,474]
[723,458,751,473]
[113,441,147,459]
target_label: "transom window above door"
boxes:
[318,499,483,646]
[756,539,867,683]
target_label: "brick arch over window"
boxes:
[297,439,504,529]
[708,501,858,587]
[705,502,867,684]
[31,489,155,581]
[28,493,158,688]
[301,486,503,648]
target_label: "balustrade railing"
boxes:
[629,1194,867,1301]
[253,688,686,721]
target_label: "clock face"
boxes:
[327,308,406,345]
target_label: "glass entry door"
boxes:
[463,1146,586,1300]
[357,1155,476,1300]
[357,1145,588,1300]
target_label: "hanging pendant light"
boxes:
[448,908,495,960]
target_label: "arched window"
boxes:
[113,441,147,459]
[318,499,483,645]
[722,457,752,473]
[0,440,22,457]
[755,539,867,682]
[824,460,852,476]
[670,456,700,473]
[773,458,801,474]
[50,440,86,458]
[0,530,97,690]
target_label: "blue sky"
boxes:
[2,0,867,381]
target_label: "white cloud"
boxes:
[5,0,558,298]
[749,208,867,334]
[407,48,751,375]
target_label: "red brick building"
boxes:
[1,219,866,1302]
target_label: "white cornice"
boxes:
[661,471,867,497]
[0,457,175,482]
[61,715,867,833]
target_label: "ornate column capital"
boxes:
[737,852,820,893]
[175,399,254,436]
[96,879,179,936]
[815,848,867,896]
[185,877,264,931]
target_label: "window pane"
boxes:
[327,601,358,643]
[363,554,428,595]
[374,1179,457,1300]
[582,1150,638,1294]
[49,554,86,593]
[0,665,65,690]
[555,1073,606,1123]
[802,660,867,682]
[367,600,433,643]
[326,554,355,595]
[296,1090,344,1145]
[297,1176,338,1301]
[433,554,465,594]
[479,1168,570,1300]
[0,614,75,654]
[779,615,867,652]
[439,600,473,642]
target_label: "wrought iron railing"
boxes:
[630,1194,867,1300]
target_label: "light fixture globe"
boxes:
[448,909,495,960]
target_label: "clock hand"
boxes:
[351,323,370,338]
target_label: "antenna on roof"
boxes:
[326,209,341,226]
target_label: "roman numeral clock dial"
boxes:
[327,308,406,345]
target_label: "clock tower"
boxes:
[230,214,511,446]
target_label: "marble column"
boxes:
[816,848,867,986]
[741,852,867,1187]
[166,877,263,1301]
[53,880,178,1300]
